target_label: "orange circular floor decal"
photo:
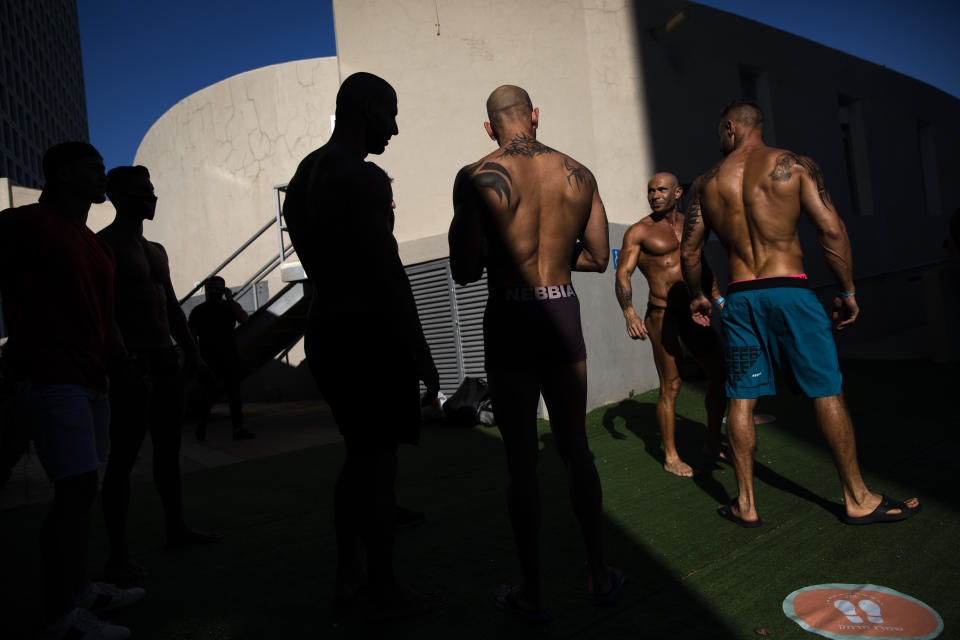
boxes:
[783,584,943,639]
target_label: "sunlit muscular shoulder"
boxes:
[699,147,807,280]
[460,147,597,287]
[97,227,173,349]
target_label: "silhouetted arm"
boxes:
[155,243,202,369]
[573,185,610,272]
[681,179,713,326]
[449,166,487,285]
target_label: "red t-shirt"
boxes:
[0,202,115,391]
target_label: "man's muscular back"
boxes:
[455,134,603,288]
[697,144,840,281]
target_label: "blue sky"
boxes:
[78,1,960,173]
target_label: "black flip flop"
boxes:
[841,494,921,525]
[717,501,762,528]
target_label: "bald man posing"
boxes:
[615,172,725,477]
[449,85,620,620]
[681,99,920,527]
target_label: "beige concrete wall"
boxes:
[333,0,654,239]
[333,0,658,408]
[0,178,115,229]
[133,57,341,297]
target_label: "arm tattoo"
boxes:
[473,162,513,205]
[499,133,556,157]
[615,280,633,310]
[769,153,834,208]
[564,158,590,191]
[683,198,702,240]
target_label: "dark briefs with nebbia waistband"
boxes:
[484,283,586,371]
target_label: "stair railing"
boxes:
[178,184,292,310]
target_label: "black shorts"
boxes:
[484,284,587,372]
[304,314,420,448]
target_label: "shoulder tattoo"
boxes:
[499,133,556,158]
[769,153,833,208]
[564,158,591,192]
[472,162,514,205]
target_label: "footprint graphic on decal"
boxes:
[858,599,884,623]
[834,599,863,623]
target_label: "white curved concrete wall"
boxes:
[134,57,340,296]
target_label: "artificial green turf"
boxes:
[1,359,956,638]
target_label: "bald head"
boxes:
[486,85,534,126]
[336,72,396,120]
[649,172,679,190]
[647,172,682,215]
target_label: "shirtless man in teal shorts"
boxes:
[681,99,920,528]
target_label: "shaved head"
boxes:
[486,85,534,126]
[720,99,763,129]
[649,172,679,189]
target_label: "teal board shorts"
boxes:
[721,277,842,399]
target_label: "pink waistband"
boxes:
[728,273,807,285]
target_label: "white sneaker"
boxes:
[40,608,131,639]
[76,581,146,613]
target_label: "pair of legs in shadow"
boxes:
[489,360,618,615]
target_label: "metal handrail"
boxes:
[233,244,298,303]
[178,216,278,305]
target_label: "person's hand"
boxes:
[223,288,234,300]
[624,310,647,340]
[417,354,440,401]
[690,294,713,327]
[832,294,859,330]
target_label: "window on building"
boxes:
[917,120,942,216]
[838,95,874,216]
[738,64,776,144]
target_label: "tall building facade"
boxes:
[0,0,88,189]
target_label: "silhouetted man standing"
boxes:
[283,72,439,620]
[681,100,919,527]
[1,143,143,639]
[189,275,254,441]
[615,172,726,476]
[449,85,619,621]
[98,165,222,583]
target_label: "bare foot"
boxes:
[664,458,695,477]
[717,500,761,528]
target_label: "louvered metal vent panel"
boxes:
[454,270,488,379]
[406,259,461,396]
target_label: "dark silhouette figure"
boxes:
[681,100,919,527]
[0,143,143,638]
[97,165,222,584]
[448,85,617,620]
[189,275,254,441]
[615,172,727,477]
[282,72,440,620]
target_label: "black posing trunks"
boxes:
[645,284,719,358]
[484,283,587,372]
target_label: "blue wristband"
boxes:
[840,291,856,297]
[715,297,725,308]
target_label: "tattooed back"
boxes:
[695,144,834,280]
[456,133,599,287]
